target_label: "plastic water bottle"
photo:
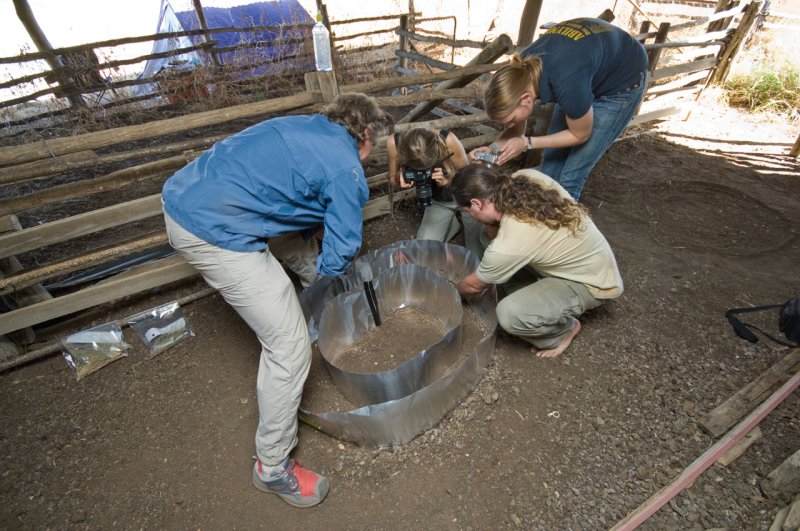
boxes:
[312,12,332,71]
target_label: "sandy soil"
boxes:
[1,95,799,530]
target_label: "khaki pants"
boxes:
[164,213,311,470]
[417,199,484,260]
[497,277,602,350]
[476,230,602,349]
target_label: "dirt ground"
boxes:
[1,94,799,530]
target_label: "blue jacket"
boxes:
[162,114,368,276]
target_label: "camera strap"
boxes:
[726,301,799,348]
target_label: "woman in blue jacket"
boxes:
[162,92,390,508]
[472,18,648,200]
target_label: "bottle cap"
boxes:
[316,12,323,22]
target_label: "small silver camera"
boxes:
[474,151,498,165]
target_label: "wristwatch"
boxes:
[522,135,532,151]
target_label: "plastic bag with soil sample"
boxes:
[61,321,131,380]
[127,301,194,358]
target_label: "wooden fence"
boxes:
[0,1,763,368]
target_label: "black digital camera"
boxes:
[402,168,434,208]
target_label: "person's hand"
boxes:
[431,167,448,187]
[395,170,413,189]
[495,136,528,165]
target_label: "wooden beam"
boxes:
[0,63,501,167]
[397,34,514,125]
[698,349,800,438]
[0,254,196,336]
[762,448,800,503]
[0,91,316,166]
[517,0,544,47]
[0,157,182,217]
[191,0,222,67]
[12,0,83,108]
[790,133,800,158]
[0,194,162,260]
[0,233,169,294]
[0,192,409,335]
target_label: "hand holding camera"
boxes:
[402,167,434,208]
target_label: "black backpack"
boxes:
[726,297,800,348]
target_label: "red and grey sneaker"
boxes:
[252,457,329,508]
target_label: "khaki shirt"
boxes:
[476,169,623,299]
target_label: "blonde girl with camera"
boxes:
[387,127,482,257]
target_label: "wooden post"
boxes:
[647,23,671,73]
[708,0,736,32]
[12,0,84,108]
[790,132,800,158]
[304,71,339,104]
[597,9,616,23]
[638,21,652,44]
[710,0,762,84]
[191,0,222,67]
[0,215,53,357]
[397,34,513,124]
[516,0,544,47]
[398,15,409,75]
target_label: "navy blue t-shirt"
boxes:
[521,18,648,119]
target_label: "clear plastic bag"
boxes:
[127,301,194,358]
[61,321,130,381]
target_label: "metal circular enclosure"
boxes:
[299,240,498,448]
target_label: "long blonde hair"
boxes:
[484,53,543,121]
[397,127,456,178]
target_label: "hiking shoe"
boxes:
[252,458,329,508]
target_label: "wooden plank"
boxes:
[0,194,162,259]
[784,495,800,530]
[716,426,762,466]
[628,106,682,126]
[0,158,179,217]
[698,349,800,438]
[612,370,800,531]
[2,135,225,186]
[397,34,514,125]
[0,62,503,168]
[0,254,197,336]
[0,233,169,294]
[762,449,800,503]
[395,50,454,72]
[0,92,316,166]
[652,56,718,82]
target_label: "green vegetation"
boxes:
[723,64,800,122]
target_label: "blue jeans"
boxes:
[540,71,648,200]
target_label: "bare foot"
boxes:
[532,318,581,358]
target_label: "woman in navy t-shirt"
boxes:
[471,18,648,200]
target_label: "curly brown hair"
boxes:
[321,92,391,143]
[451,164,588,233]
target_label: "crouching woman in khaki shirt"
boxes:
[451,163,623,358]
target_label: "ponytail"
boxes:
[484,53,543,120]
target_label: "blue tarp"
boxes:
[137,0,313,94]
[175,0,313,69]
